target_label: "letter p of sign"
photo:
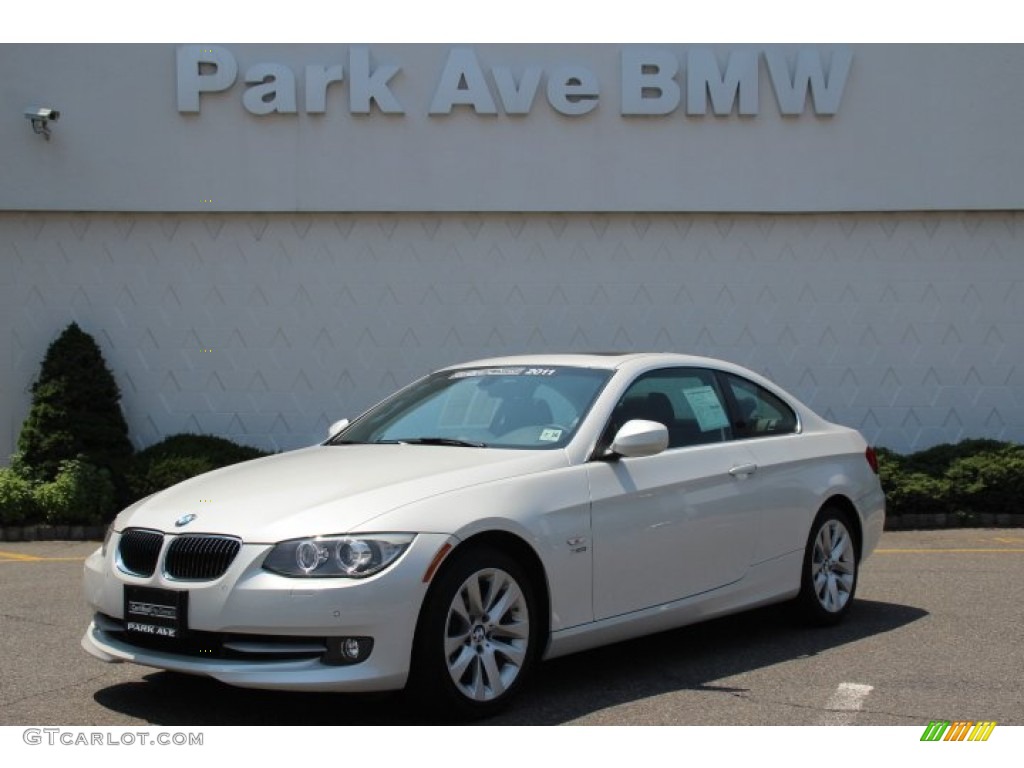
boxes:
[177,45,239,112]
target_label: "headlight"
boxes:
[263,534,416,578]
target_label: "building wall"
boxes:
[2,210,1021,459]
[4,45,1024,212]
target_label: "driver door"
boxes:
[587,367,762,620]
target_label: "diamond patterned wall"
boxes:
[2,211,1022,457]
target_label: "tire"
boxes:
[795,505,859,626]
[408,546,539,720]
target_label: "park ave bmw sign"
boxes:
[176,45,851,118]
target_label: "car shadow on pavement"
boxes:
[92,598,926,726]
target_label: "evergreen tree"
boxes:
[16,323,133,485]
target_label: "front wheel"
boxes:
[409,547,538,720]
[795,506,859,625]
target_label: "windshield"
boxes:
[332,366,613,449]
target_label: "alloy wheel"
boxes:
[444,567,531,702]
[810,518,856,613]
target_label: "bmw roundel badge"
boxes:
[175,513,198,527]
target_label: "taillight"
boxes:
[865,446,879,475]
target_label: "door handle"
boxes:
[728,463,758,478]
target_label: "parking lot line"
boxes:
[875,548,1024,554]
[0,551,87,562]
[818,682,873,725]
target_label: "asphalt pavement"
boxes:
[0,530,1021,726]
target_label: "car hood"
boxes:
[117,444,569,542]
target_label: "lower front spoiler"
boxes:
[81,620,409,693]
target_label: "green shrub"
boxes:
[0,467,40,526]
[128,455,219,500]
[879,439,1023,520]
[16,323,133,493]
[875,447,904,488]
[946,445,1024,517]
[33,458,117,526]
[881,470,951,517]
[133,433,268,467]
[127,434,271,500]
[901,439,1008,477]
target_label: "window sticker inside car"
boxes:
[539,428,563,442]
[682,386,730,432]
[450,368,526,379]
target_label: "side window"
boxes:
[722,374,798,438]
[602,368,733,449]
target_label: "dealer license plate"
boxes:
[124,586,187,639]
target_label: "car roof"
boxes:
[438,352,743,372]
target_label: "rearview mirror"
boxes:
[327,418,350,439]
[610,419,669,458]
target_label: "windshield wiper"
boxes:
[398,437,488,448]
[331,439,402,445]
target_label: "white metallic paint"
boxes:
[82,353,885,696]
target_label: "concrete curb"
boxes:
[884,513,1023,530]
[0,525,106,542]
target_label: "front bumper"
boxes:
[81,531,452,692]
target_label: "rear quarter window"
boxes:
[722,374,799,438]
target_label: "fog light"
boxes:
[343,638,361,659]
[323,636,374,666]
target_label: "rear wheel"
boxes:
[796,506,858,625]
[409,547,538,720]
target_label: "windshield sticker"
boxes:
[450,367,559,379]
[450,368,526,379]
[539,428,563,442]
[682,386,730,432]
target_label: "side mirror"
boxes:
[327,418,350,439]
[610,419,669,458]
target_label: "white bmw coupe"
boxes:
[82,353,885,718]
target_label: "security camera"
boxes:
[24,106,60,140]
[25,107,60,121]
